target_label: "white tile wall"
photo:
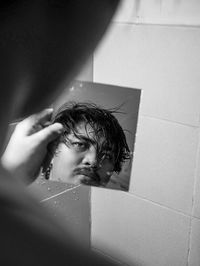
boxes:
[161,0,200,26]
[113,0,200,25]
[92,2,200,265]
[91,188,190,266]
[188,218,200,266]
[130,116,198,214]
[94,23,200,126]
[138,0,162,24]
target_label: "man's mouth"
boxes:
[73,168,101,185]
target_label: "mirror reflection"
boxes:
[44,81,141,191]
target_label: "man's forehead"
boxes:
[76,122,96,135]
[68,122,112,148]
[69,122,99,138]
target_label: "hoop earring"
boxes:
[44,163,53,180]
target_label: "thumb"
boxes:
[34,122,64,144]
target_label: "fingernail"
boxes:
[46,108,54,113]
[55,123,64,133]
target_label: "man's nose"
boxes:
[82,146,99,167]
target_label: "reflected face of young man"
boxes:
[50,122,115,187]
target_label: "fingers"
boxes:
[34,108,54,126]
[34,122,64,144]
[18,109,54,135]
[35,122,63,177]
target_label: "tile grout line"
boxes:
[140,114,199,128]
[186,218,193,266]
[112,21,200,29]
[128,191,193,218]
[192,214,200,220]
[190,130,200,217]
[40,185,81,203]
[187,128,200,265]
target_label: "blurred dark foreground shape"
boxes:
[0,1,120,265]
[0,0,120,118]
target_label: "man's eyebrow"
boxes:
[73,135,114,152]
[73,134,96,145]
[70,133,114,151]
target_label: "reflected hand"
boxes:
[1,109,63,184]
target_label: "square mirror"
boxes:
[48,81,141,191]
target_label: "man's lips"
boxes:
[73,168,100,184]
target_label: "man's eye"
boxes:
[71,142,88,150]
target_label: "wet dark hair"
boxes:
[52,101,130,173]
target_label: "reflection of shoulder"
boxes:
[106,175,122,190]
[106,172,129,191]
